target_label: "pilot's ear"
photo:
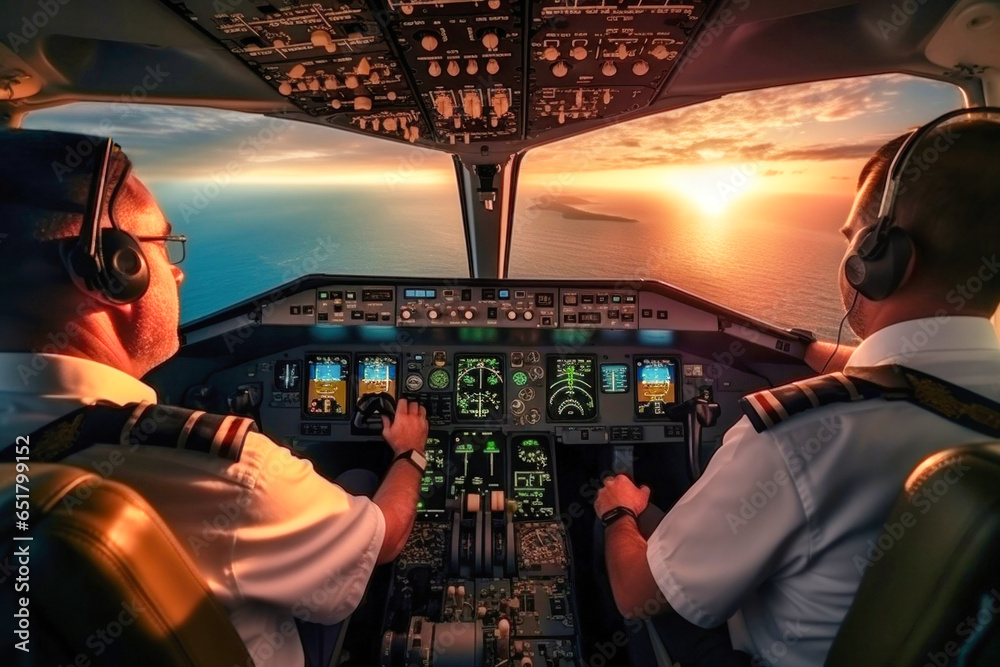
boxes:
[897,244,918,291]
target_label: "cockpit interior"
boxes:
[2,0,1000,665]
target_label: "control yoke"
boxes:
[667,395,721,482]
[353,392,397,432]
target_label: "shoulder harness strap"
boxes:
[739,372,884,433]
[2,402,257,464]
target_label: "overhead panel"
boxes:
[161,0,716,148]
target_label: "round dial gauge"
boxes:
[428,368,450,390]
[405,373,424,391]
[512,371,529,386]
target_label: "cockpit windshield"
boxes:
[510,74,964,339]
[23,104,468,323]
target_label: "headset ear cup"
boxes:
[847,227,914,301]
[96,229,150,304]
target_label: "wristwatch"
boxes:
[393,449,428,475]
[600,506,638,528]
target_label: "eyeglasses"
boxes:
[136,234,187,265]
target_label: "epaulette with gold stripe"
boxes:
[2,402,257,464]
[739,372,883,433]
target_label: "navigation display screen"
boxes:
[357,354,398,398]
[449,431,505,497]
[417,434,447,519]
[304,354,350,418]
[635,356,679,418]
[546,355,598,421]
[454,355,504,422]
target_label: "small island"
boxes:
[526,195,638,223]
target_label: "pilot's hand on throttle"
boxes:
[594,474,650,518]
[382,398,429,457]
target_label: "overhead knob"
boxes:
[570,45,587,60]
[601,61,617,76]
[308,79,320,91]
[550,61,569,78]
[400,308,413,320]
[506,310,518,321]
[650,44,670,60]
[523,310,534,321]
[488,0,500,8]
[354,96,372,111]
[632,60,650,76]
[463,308,476,320]
[543,46,560,61]
[387,90,398,101]
[288,63,307,79]
[491,91,510,116]
[278,82,293,96]
[368,71,381,85]
[344,74,360,88]
[615,43,628,59]
[329,99,342,109]
[428,61,442,77]
[383,117,398,131]
[435,94,454,119]
[466,59,479,75]
[486,59,500,75]
[356,57,372,76]
[421,34,439,51]
[310,29,336,53]
[447,60,460,76]
[463,92,483,118]
[427,308,440,320]
[481,31,499,50]
[324,76,338,90]
[449,309,459,318]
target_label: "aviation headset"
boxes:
[60,137,150,305]
[844,106,1000,301]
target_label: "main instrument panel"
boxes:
[160,0,718,149]
[167,278,812,667]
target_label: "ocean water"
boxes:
[151,182,854,341]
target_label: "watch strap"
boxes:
[601,506,638,528]
[393,449,427,474]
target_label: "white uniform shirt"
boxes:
[646,317,1000,667]
[0,353,386,667]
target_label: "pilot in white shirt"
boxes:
[595,115,1000,666]
[0,130,429,667]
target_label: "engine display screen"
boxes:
[304,354,350,418]
[454,355,504,422]
[512,435,557,520]
[449,431,505,497]
[600,364,629,394]
[635,356,679,418]
[357,354,398,399]
[545,356,597,421]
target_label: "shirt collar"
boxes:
[847,316,1000,367]
[0,353,157,406]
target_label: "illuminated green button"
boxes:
[513,371,528,386]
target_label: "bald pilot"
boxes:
[0,129,430,666]
[595,111,1000,666]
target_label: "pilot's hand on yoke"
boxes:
[382,398,429,456]
[595,474,650,518]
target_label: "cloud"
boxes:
[762,169,783,176]
[830,175,851,180]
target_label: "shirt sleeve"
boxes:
[646,416,809,628]
[231,434,386,625]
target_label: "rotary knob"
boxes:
[400,308,413,320]
[344,74,360,88]
[601,61,617,76]
[543,46,560,61]
[650,44,671,60]
[356,57,372,76]
[481,31,499,50]
[354,96,372,111]
[278,82,293,96]
[506,310,518,321]
[570,46,587,60]
[288,63,307,79]
[466,59,479,75]
[632,60,650,76]
[510,399,526,415]
[551,61,569,78]
[421,34,439,51]
[427,308,440,320]
[435,94,454,119]
[463,308,476,320]
[523,310,534,321]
